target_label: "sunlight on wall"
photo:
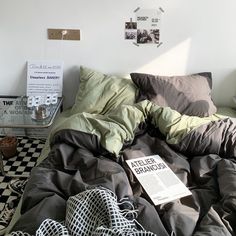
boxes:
[136,38,192,76]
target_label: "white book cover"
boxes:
[126,155,192,205]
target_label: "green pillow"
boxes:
[71,66,137,115]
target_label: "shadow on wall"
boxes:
[11,63,27,96]
[126,1,236,108]
[63,66,80,108]
[212,70,236,107]
[1,1,236,109]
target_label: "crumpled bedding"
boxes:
[10,100,236,236]
[49,100,228,156]
[8,187,157,236]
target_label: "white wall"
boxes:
[1,0,236,109]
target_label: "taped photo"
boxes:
[136,9,161,44]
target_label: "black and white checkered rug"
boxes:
[0,137,45,212]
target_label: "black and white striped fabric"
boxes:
[8,187,157,236]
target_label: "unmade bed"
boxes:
[7,67,236,236]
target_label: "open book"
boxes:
[126,155,192,205]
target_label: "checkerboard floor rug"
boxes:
[0,136,46,213]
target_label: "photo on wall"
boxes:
[124,21,137,40]
[136,9,161,44]
[124,8,162,46]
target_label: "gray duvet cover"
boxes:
[10,101,236,236]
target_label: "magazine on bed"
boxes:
[126,155,192,205]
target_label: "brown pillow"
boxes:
[130,72,217,117]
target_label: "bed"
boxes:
[7,66,236,236]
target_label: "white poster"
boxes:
[126,155,192,205]
[27,61,63,97]
[136,9,161,44]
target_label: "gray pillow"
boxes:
[130,72,217,117]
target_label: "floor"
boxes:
[0,137,45,212]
